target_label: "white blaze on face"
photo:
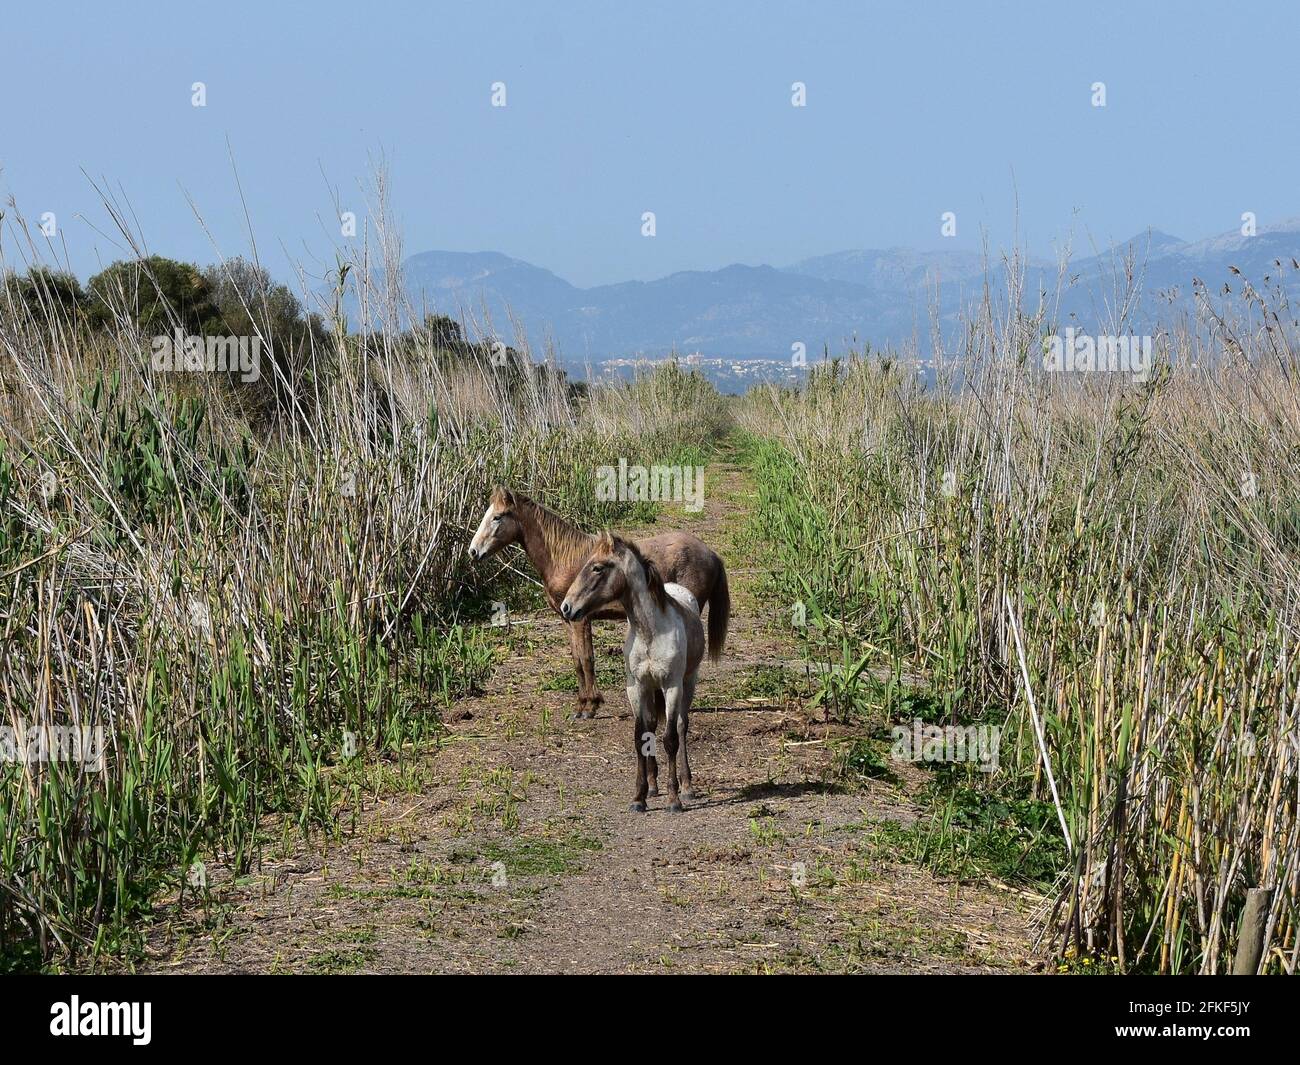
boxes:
[469,501,500,558]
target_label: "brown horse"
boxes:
[468,487,729,720]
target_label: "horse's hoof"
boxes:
[647,785,659,797]
[629,801,647,813]
[574,710,594,720]
[681,789,698,801]
[667,801,685,813]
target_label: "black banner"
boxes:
[0,976,1294,1052]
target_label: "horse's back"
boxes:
[663,582,700,616]
[664,583,706,676]
[635,531,722,604]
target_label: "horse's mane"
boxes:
[620,538,667,612]
[515,494,595,569]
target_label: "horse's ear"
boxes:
[492,485,518,508]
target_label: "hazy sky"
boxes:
[2,0,1296,288]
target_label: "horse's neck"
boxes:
[517,509,559,577]
[620,561,667,642]
[518,503,592,585]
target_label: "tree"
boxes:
[202,259,315,341]
[422,313,465,350]
[87,256,216,334]
[200,257,329,423]
[3,267,88,329]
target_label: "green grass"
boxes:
[538,661,624,694]
[735,664,790,698]
[0,342,729,972]
[736,346,1300,973]
[475,832,603,878]
[834,737,898,784]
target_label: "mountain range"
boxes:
[355,220,1300,366]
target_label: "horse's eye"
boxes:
[492,514,503,524]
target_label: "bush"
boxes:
[87,255,216,335]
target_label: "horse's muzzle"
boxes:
[560,601,580,621]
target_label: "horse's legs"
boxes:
[646,690,663,797]
[679,673,697,800]
[663,685,684,812]
[564,622,585,717]
[578,619,604,718]
[567,620,600,719]
[629,689,653,812]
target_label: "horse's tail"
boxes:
[707,557,730,663]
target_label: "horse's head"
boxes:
[561,533,664,621]
[560,532,628,621]
[468,486,525,561]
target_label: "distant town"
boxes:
[587,353,795,393]
[586,352,934,394]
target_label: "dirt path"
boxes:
[141,457,1041,974]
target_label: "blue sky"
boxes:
[1,0,1296,288]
